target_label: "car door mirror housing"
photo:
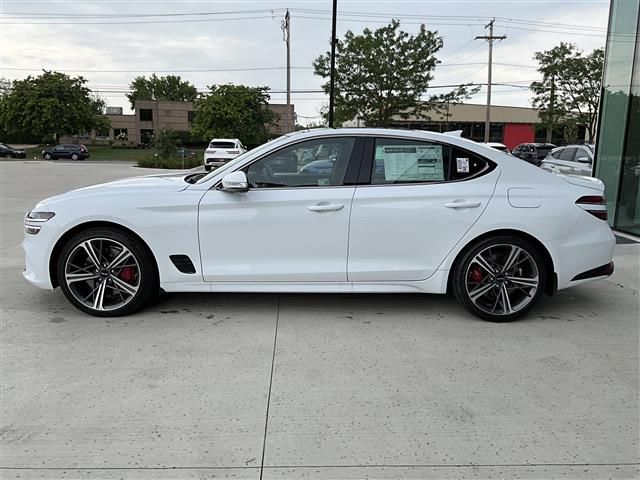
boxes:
[221,171,249,192]
[576,156,591,163]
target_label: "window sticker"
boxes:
[381,144,444,182]
[456,157,470,173]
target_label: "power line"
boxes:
[0,62,539,74]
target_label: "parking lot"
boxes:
[1,160,638,479]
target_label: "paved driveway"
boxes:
[1,161,638,479]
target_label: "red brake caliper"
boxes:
[470,266,484,283]
[119,267,135,283]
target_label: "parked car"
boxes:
[203,138,246,171]
[0,143,26,158]
[23,128,614,322]
[42,144,89,161]
[511,143,556,166]
[483,142,510,154]
[541,144,594,177]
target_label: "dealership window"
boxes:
[96,126,110,140]
[140,109,153,121]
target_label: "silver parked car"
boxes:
[541,144,594,177]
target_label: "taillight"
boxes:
[576,195,607,220]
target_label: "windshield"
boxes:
[196,136,285,185]
[209,141,236,149]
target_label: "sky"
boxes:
[0,0,610,125]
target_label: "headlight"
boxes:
[25,211,55,234]
[26,211,55,222]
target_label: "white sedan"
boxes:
[23,129,615,322]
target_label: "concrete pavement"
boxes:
[1,161,638,479]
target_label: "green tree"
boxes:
[192,84,274,146]
[127,74,198,109]
[153,128,179,158]
[0,78,11,140]
[531,43,604,143]
[0,71,108,143]
[313,20,478,127]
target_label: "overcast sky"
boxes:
[0,0,610,125]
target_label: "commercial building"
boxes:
[388,103,585,150]
[594,0,640,236]
[63,101,295,146]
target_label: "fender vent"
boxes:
[169,255,196,274]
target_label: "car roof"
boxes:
[210,138,240,142]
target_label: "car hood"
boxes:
[36,172,189,208]
[560,174,605,192]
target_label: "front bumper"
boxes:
[22,223,58,290]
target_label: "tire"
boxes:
[204,164,212,172]
[71,153,79,161]
[56,227,157,317]
[452,235,547,322]
[44,153,52,160]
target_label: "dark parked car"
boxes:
[42,144,89,161]
[0,143,26,158]
[511,143,556,166]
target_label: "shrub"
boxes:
[137,154,201,169]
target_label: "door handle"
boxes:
[307,204,344,212]
[444,201,481,209]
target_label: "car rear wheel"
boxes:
[71,153,79,161]
[453,235,546,322]
[44,153,52,160]
[57,228,157,317]
[204,164,212,172]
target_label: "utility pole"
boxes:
[281,9,291,133]
[328,0,338,128]
[475,19,506,143]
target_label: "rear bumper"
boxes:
[205,158,231,167]
[552,213,616,290]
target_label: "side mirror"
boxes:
[576,156,591,164]
[221,171,248,192]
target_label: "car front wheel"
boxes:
[71,153,79,161]
[453,236,546,322]
[57,228,157,317]
[44,153,52,160]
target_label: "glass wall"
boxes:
[595,0,640,235]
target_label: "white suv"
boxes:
[204,138,246,171]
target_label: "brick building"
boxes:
[63,100,295,145]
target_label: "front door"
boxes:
[348,137,499,282]
[198,136,361,282]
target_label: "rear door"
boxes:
[348,137,499,282]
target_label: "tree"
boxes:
[0,71,108,143]
[313,20,478,127]
[191,84,274,146]
[531,43,603,143]
[0,78,11,140]
[127,74,198,109]
[153,129,180,158]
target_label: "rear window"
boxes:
[371,138,492,184]
[209,141,236,149]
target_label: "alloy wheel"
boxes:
[64,237,141,312]
[465,243,539,316]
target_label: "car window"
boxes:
[558,147,576,161]
[210,141,236,149]
[245,137,355,188]
[371,138,490,184]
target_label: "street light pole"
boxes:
[328,0,338,128]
